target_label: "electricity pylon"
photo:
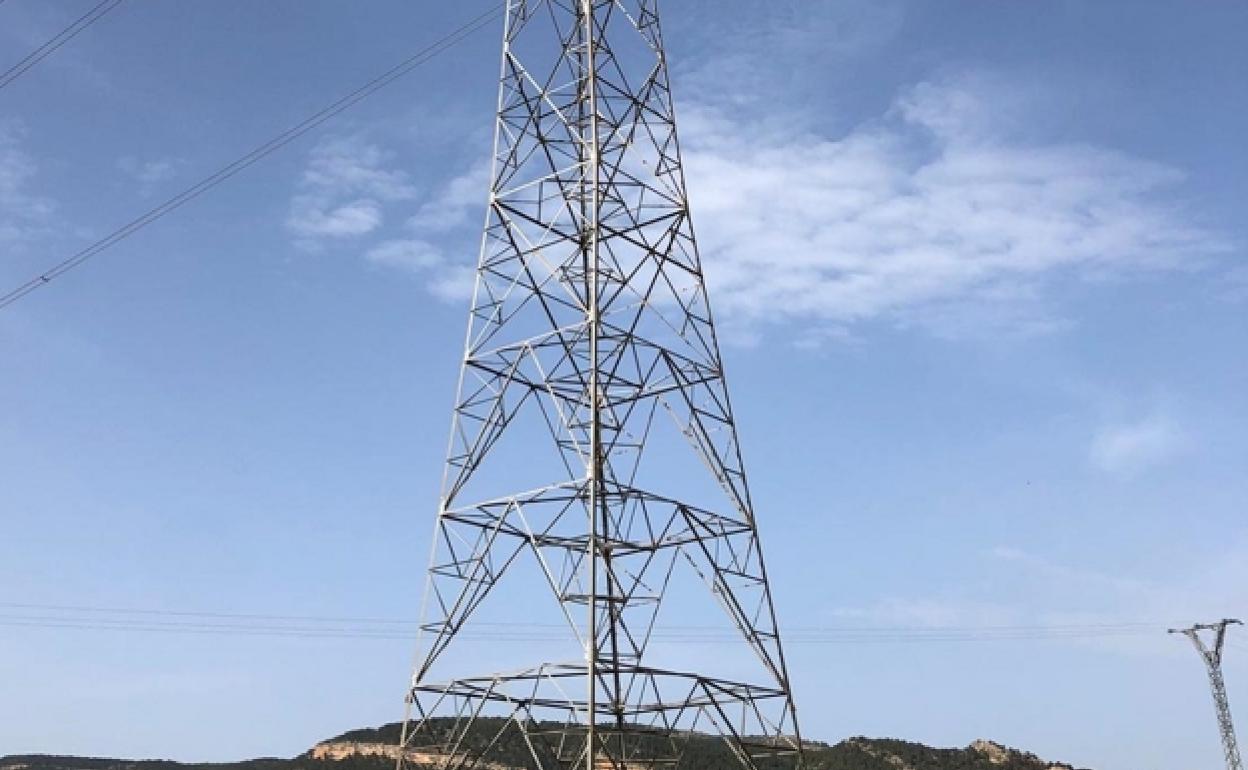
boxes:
[395,1,802,769]
[1172,619,1243,770]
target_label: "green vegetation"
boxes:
[2,719,1088,770]
[0,759,293,770]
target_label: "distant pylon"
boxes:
[1172,619,1243,770]
[394,2,802,770]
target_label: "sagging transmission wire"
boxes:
[0,0,125,92]
[0,2,504,311]
[0,602,1172,645]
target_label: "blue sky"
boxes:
[1,1,1246,769]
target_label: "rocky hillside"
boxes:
[2,720,1089,770]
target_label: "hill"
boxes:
[2,719,1089,770]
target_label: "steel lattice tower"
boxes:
[1172,619,1243,770]
[396,1,802,769]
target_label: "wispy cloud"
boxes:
[989,546,1149,596]
[834,540,1248,657]
[1088,414,1189,475]
[286,135,417,250]
[986,543,1248,642]
[407,161,490,234]
[830,597,1022,629]
[116,156,182,197]
[365,239,443,272]
[363,238,474,302]
[680,72,1229,342]
[386,66,1228,342]
[0,122,55,248]
[306,13,1228,342]
[283,131,482,301]
[355,162,488,303]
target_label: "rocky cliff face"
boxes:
[970,740,1015,764]
[846,738,919,770]
[969,738,1077,770]
[307,742,516,770]
[308,742,405,762]
[306,743,650,770]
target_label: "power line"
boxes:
[0,620,1163,644]
[0,601,1164,634]
[0,618,410,640]
[0,603,1168,644]
[0,3,504,312]
[0,0,123,92]
[0,600,420,625]
[0,614,1158,638]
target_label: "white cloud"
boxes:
[286,135,417,249]
[403,70,1227,342]
[893,72,1034,146]
[299,136,415,200]
[117,156,181,195]
[408,161,490,234]
[364,238,475,303]
[365,238,443,271]
[353,161,490,303]
[1089,414,1189,475]
[282,131,483,301]
[984,543,1248,645]
[297,198,384,239]
[0,123,55,246]
[426,265,476,303]
[680,74,1228,341]
[317,55,1227,339]
[831,597,1022,629]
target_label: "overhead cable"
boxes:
[0,600,420,625]
[0,618,1165,644]
[0,3,504,311]
[0,0,124,92]
[0,602,1170,645]
[0,601,1165,634]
